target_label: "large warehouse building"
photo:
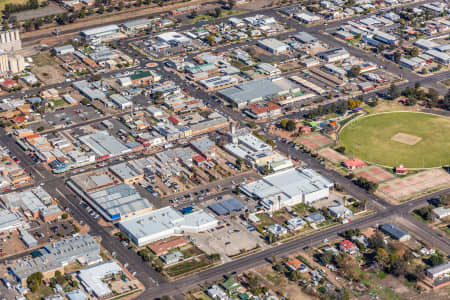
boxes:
[240,167,333,210]
[219,76,300,108]
[80,25,121,43]
[119,206,218,247]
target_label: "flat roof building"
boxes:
[110,94,132,110]
[293,32,317,44]
[10,234,101,284]
[109,162,143,185]
[317,48,350,63]
[78,261,122,298]
[257,38,290,54]
[79,131,130,158]
[0,209,25,232]
[426,262,450,280]
[219,76,300,108]
[87,184,153,222]
[119,206,218,247]
[80,25,120,42]
[121,18,152,32]
[240,167,333,210]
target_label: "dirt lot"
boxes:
[191,216,265,259]
[252,264,313,300]
[31,53,66,85]
[377,169,450,203]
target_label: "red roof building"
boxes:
[395,164,407,175]
[339,240,358,254]
[246,103,282,120]
[193,155,207,165]
[148,237,187,255]
[285,258,302,271]
[343,158,366,170]
[0,79,18,90]
[12,116,27,124]
[300,126,312,134]
[168,116,180,125]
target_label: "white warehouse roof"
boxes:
[119,206,218,247]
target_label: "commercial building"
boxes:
[79,131,130,159]
[425,49,450,64]
[83,184,153,222]
[245,103,282,120]
[1,187,51,219]
[373,31,398,45]
[9,234,101,284]
[156,31,191,44]
[148,237,187,255]
[317,48,350,63]
[426,262,450,280]
[199,76,238,91]
[119,206,218,247]
[256,63,281,76]
[380,223,411,241]
[80,25,121,43]
[109,162,144,185]
[209,198,245,215]
[414,39,439,50]
[219,77,300,108]
[52,45,75,55]
[257,38,290,54]
[121,18,152,32]
[19,228,37,248]
[0,209,25,232]
[240,167,333,210]
[110,94,132,110]
[78,261,123,298]
[293,32,317,44]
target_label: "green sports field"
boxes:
[339,112,450,168]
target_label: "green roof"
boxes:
[238,293,249,300]
[185,63,217,74]
[130,70,153,80]
[220,277,241,291]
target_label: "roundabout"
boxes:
[339,112,450,168]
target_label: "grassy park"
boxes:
[339,112,450,168]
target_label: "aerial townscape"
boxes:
[0,0,448,299]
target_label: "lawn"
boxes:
[0,0,27,16]
[165,255,212,277]
[189,9,246,24]
[339,112,450,168]
[49,98,67,108]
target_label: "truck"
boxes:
[1,277,11,289]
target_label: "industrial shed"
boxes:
[209,198,245,215]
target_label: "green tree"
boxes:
[214,7,222,18]
[388,83,400,99]
[27,272,44,292]
[430,253,444,267]
[289,270,301,281]
[286,120,296,131]
[348,66,361,78]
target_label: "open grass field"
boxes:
[339,112,450,168]
[189,9,246,24]
[0,0,26,16]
